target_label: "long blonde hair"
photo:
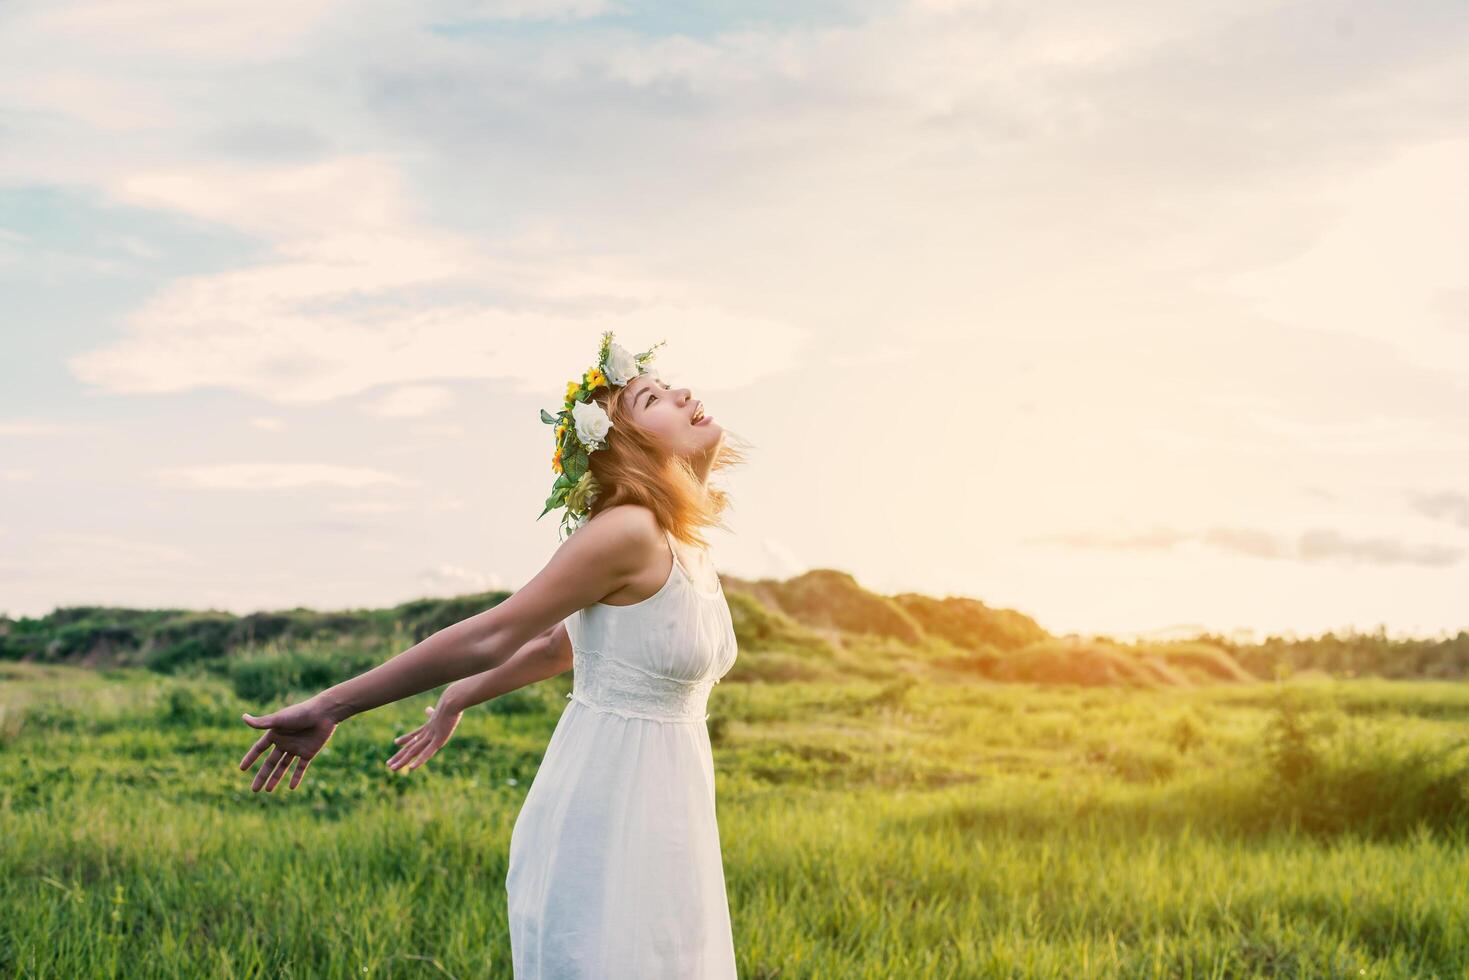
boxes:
[582,382,751,549]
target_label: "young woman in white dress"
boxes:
[236,338,748,978]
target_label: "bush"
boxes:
[146,638,221,674]
[228,647,384,703]
[160,684,238,729]
[1168,711,1204,755]
[47,622,144,662]
[482,686,548,716]
[1256,690,1469,838]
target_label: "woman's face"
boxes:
[621,373,723,458]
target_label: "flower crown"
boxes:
[537,331,666,538]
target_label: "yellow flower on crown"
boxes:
[585,367,608,390]
[551,447,563,473]
[564,380,580,405]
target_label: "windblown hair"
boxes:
[581,382,750,549]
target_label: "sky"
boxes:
[2,0,1467,642]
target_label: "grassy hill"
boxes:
[4,567,1467,705]
[5,572,1469,975]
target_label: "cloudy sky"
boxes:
[2,0,1467,641]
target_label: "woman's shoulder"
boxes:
[584,503,664,545]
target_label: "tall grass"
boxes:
[4,664,1468,976]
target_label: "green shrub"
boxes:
[146,638,220,674]
[482,686,547,716]
[160,684,238,729]
[228,647,385,703]
[1256,691,1469,837]
[1168,711,1204,755]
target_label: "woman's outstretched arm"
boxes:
[313,508,646,723]
[444,621,572,714]
[237,505,657,791]
[385,622,573,772]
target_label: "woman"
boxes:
[237,333,748,978]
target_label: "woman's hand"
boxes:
[386,702,464,772]
[237,695,340,792]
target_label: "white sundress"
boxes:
[505,529,740,979]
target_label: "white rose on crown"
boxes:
[572,398,612,449]
[603,343,641,386]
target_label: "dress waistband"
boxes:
[566,647,714,723]
[565,691,710,723]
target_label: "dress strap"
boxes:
[662,528,687,579]
[662,528,721,595]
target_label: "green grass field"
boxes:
[3,659,1467,978]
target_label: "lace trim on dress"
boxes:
[566,646,714,722]
[565,691,711,724]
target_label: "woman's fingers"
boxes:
[387,731,425,770]
[386,713,454,772]
[388,708,437,756]
[408,735,441,770]
[265,753,295,792]
[240,731,272,772]
[396,730,425,760]
[401,736,430,771]
[289,755,311,790]
[251,746,285,792]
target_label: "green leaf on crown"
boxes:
[540,408,557,424]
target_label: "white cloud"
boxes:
[1220,137,1469,376]
[418,563,504,595]
[2,70,187,131]
[1031,523,1464,568]
[413,423,467,438]
[5,0,1469,633]
[0,419,100,436]
[330,495,464,517]
[108,156,425,240]
[43,531,202,568]
[153,462,419,490]
[20,0,348,61]
[428,0,624,21]
[331,500,410,515]
[62,153,808,403]
[363,384,456,419]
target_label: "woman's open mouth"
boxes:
[691,402,712,426]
